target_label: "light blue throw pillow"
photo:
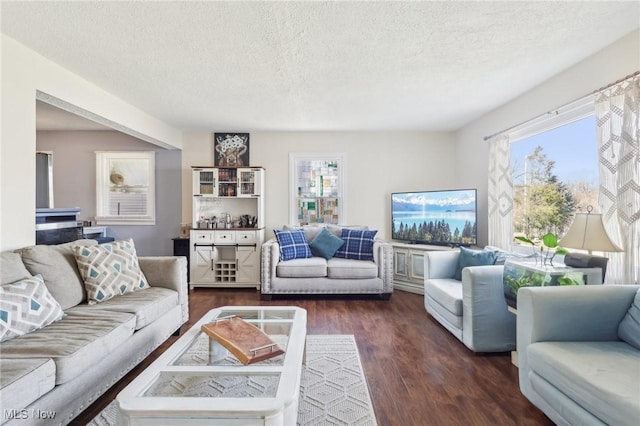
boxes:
[274,229,313,261]
[454,246,497,281]
[309,227,345,259]
[618,289,640,350]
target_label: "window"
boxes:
[289,153,345,225]
[95,151,155,225]
[510,108,597,242]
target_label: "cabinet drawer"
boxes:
[214,231,236,244]
[192,231,213,242]
[236,231,256,244]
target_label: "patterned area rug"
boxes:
[88,335,377,426]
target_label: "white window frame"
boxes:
[289,153,346,226]
[95,151,156,225]
[508,96,596,249]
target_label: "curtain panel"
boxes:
[487,134,513,250]
[595,75,640,284]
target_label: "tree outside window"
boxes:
[511,116,598,242]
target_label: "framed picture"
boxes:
[214,133,250,167]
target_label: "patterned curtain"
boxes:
[487,134,513,249]
[595,75,640,284]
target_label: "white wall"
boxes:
[455,30,640,248]
[37,131,182,256]
[0,35,182,251]
[182,132,457,240]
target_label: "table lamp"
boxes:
[559,206,623,281]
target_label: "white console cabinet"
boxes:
[392,242,453,294]
[189,167,265,290]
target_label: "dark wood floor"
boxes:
[73,289,554,426]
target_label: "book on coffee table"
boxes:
[201,315,285,365]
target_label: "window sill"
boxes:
[95,217,155,226]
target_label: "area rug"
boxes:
[88,335,377,426]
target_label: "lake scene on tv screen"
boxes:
[392,189,477,245]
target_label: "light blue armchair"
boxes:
[517,285,640,426]
[423,250,516,352]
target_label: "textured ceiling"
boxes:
[2,1,639,132]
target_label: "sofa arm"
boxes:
[374,240,394,293]
[461,265,515,352]
[261,239,280,293]
[424,250,460,279]
[138,256,189,323]
[517,285,638,397]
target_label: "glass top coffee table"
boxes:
[116,306,307,426]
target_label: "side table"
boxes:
[503,259,602,310]
[172,237,190,282]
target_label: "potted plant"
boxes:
[514,232,569,266]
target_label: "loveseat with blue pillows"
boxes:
[260,225,393,299]
[0,239,188,425]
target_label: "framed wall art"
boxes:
[214,133,250,167]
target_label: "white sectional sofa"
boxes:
[260,225,393,299]
[0,240,188,426]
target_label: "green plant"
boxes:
[514,232,569,266]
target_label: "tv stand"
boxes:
[391,242,454,294]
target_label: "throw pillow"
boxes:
[17,239,97,310]
[618,289,640,350]
[73,238,149,304]
[454,246,498,281]
[333,229,378,261]
[309,227,345,259]
[283,224,325,243]
[274,229,313,261]
[0,274,65,343]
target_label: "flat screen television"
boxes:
[391,188,477,246]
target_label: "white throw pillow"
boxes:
[0,274,64,343]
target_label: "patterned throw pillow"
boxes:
[73,238,149,304]
[274,229,313,261]
[333,229,378,261]
[0,275,65,343]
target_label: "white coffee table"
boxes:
[116,306,307,425]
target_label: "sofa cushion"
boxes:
[424,278,463,316]
[274,229,313,261]
[68,287,178,330]
[276,257,327,278]
[528,341,640,426]
[0,357,56,409]
[309,227,345,259]
[327,258,377,279]
[0,252,32,285]
[334,229,377,261]
[454,246,497,281]
[0,275,65,343]
[618,289,640,350]
[0,358,55,412]
[327,224,369,237]
[0,308,136,384]
[73,238,150,304]
[283,224,325,243]
[17,239,97,309]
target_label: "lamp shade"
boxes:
[560,212,623,253]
